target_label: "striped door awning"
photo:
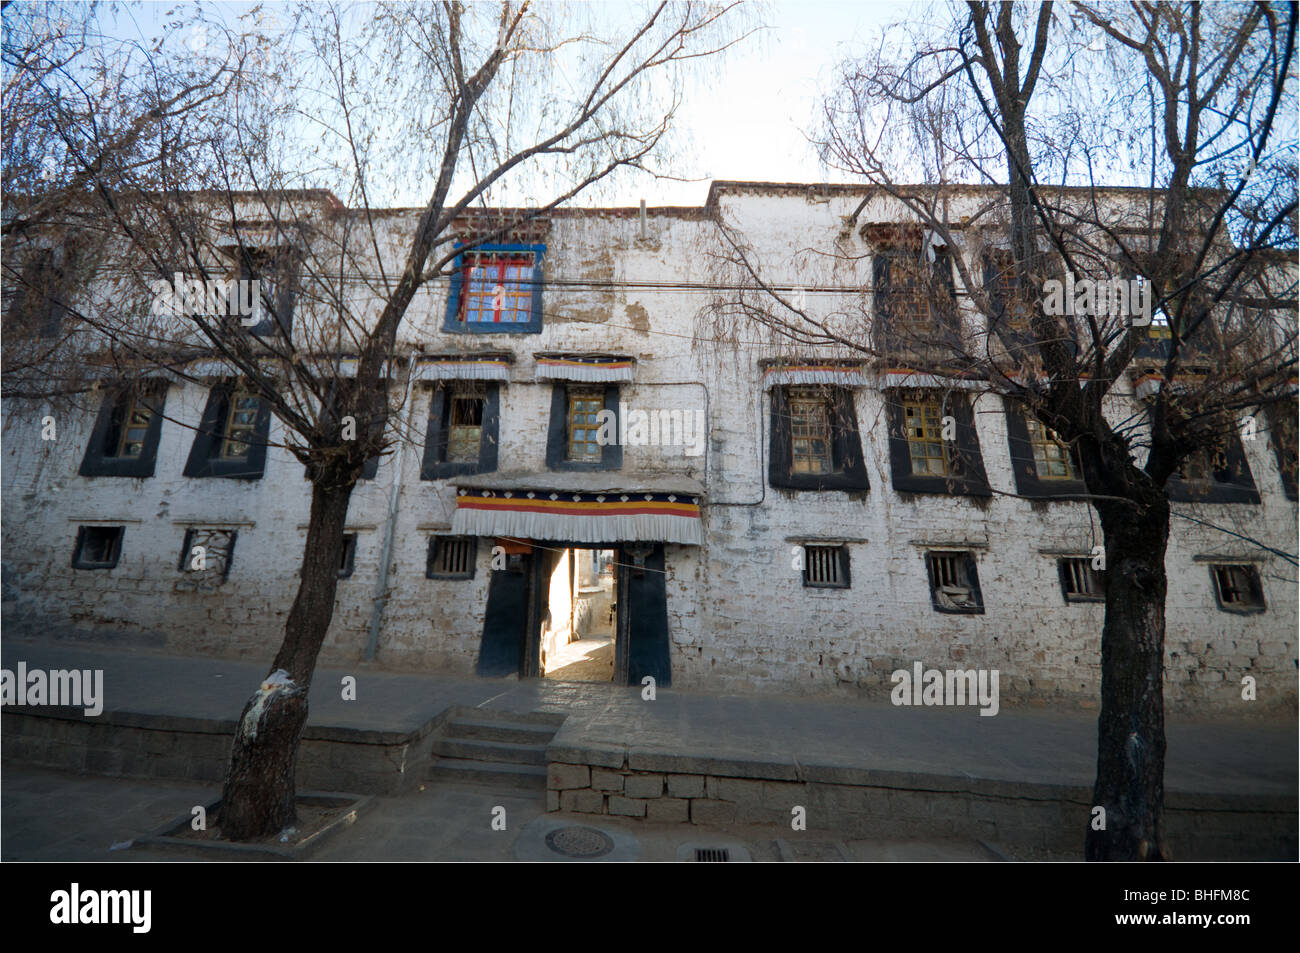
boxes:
[451,487,702,545]
[535,354,636,382]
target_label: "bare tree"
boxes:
[702,0,1296,860]
[3,0,750,839]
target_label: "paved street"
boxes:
[1,765,1002,862]
[4,636,1295,797]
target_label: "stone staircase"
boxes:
[427,706,566,791]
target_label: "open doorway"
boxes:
[540,547,617,682]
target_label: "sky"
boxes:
[88,0,914,209]
[654,0,907,205]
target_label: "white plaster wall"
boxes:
[3,187,1295,710]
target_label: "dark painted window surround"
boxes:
[71,525,124,570]
[884,390,991,497]
[338,533,357,579]
[235,246,297,339]
[427,535,478,580]
[421,383,501,479]
[442,243,546,335]
[1167,433,1260,505]
[79,381,169,478]
[1209,563,1266,614]
[801,544,852,589]
[768,386,869,491]
[926,551,985,614]
[1267,404,1297,501]
[1004,401,1087,500]
[546,383,622,471]
[182,382,272,480]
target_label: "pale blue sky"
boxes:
[95,0,912,207]
[660,0,908,204]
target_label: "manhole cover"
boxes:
[545,826,615,858]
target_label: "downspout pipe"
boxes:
[364,352,417,661]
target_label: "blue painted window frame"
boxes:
[443,242,545,334]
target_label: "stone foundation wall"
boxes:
[545,757,1296,861]
[1,708,434,795]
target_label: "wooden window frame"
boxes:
[443,242,545,335]
[566,387,605,463]
[182,381,271,480]
[546,383,621,472]
[903,396,949,477]
[788,388,835,475]
[802,544,850,589]
[80,381,168,478]
[1209,563,1266,614]
[338,533,357,579]
[421,382,501,479]
[71,525,124,570]
[1025,415,1080,481]
[925,550,984,614]
[1058,557,1104,603]
[886,390,990,497]
[427,535,477,580]
[768,385,869,492]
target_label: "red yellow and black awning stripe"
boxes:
[451,488,701,545]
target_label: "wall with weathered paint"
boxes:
[2,185,1295,712]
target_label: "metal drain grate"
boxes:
[545,826,615,859]
[695,847,730,862]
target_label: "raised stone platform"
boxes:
[2,706,439,795]
[2,638,1294,859]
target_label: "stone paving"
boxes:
[4,637,1294,798]
[1,765,1002,862]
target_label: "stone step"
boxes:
[443,715,560,746]
[432,737,549,765]
[428,758,548,791]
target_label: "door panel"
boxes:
[620,543,671,687]
[476,554,531,677]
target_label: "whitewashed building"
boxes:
[3,181,1295,710]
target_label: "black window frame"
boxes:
[769,385,869,491]
[234,245,297,340]
[873,245,961,358]
[1057,556,1105,604]
[426,535,478,580]
[338,533,357,579]
[421,382,501,479]
[176,527,237,582]
[1005,400,1087,500]
[885,389,991,497]
[10,247,72,339]
[79,380,169,478]
[71,525,124,570]
[1167,432,1260,504]
[801,544,851,589]
[925,550,985,614]
[546,383,621,471]
[1266,402,1297,501]
[182,381,272,480]
[1209,563,1266,614]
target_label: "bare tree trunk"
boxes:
[1086,496,1171,861]
[219,474,354,840]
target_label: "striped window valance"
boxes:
[877,369,984,392]
[414,355,513,382]
[535,353,636,383]
[762,362,868,388]
[451,487,701,546]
